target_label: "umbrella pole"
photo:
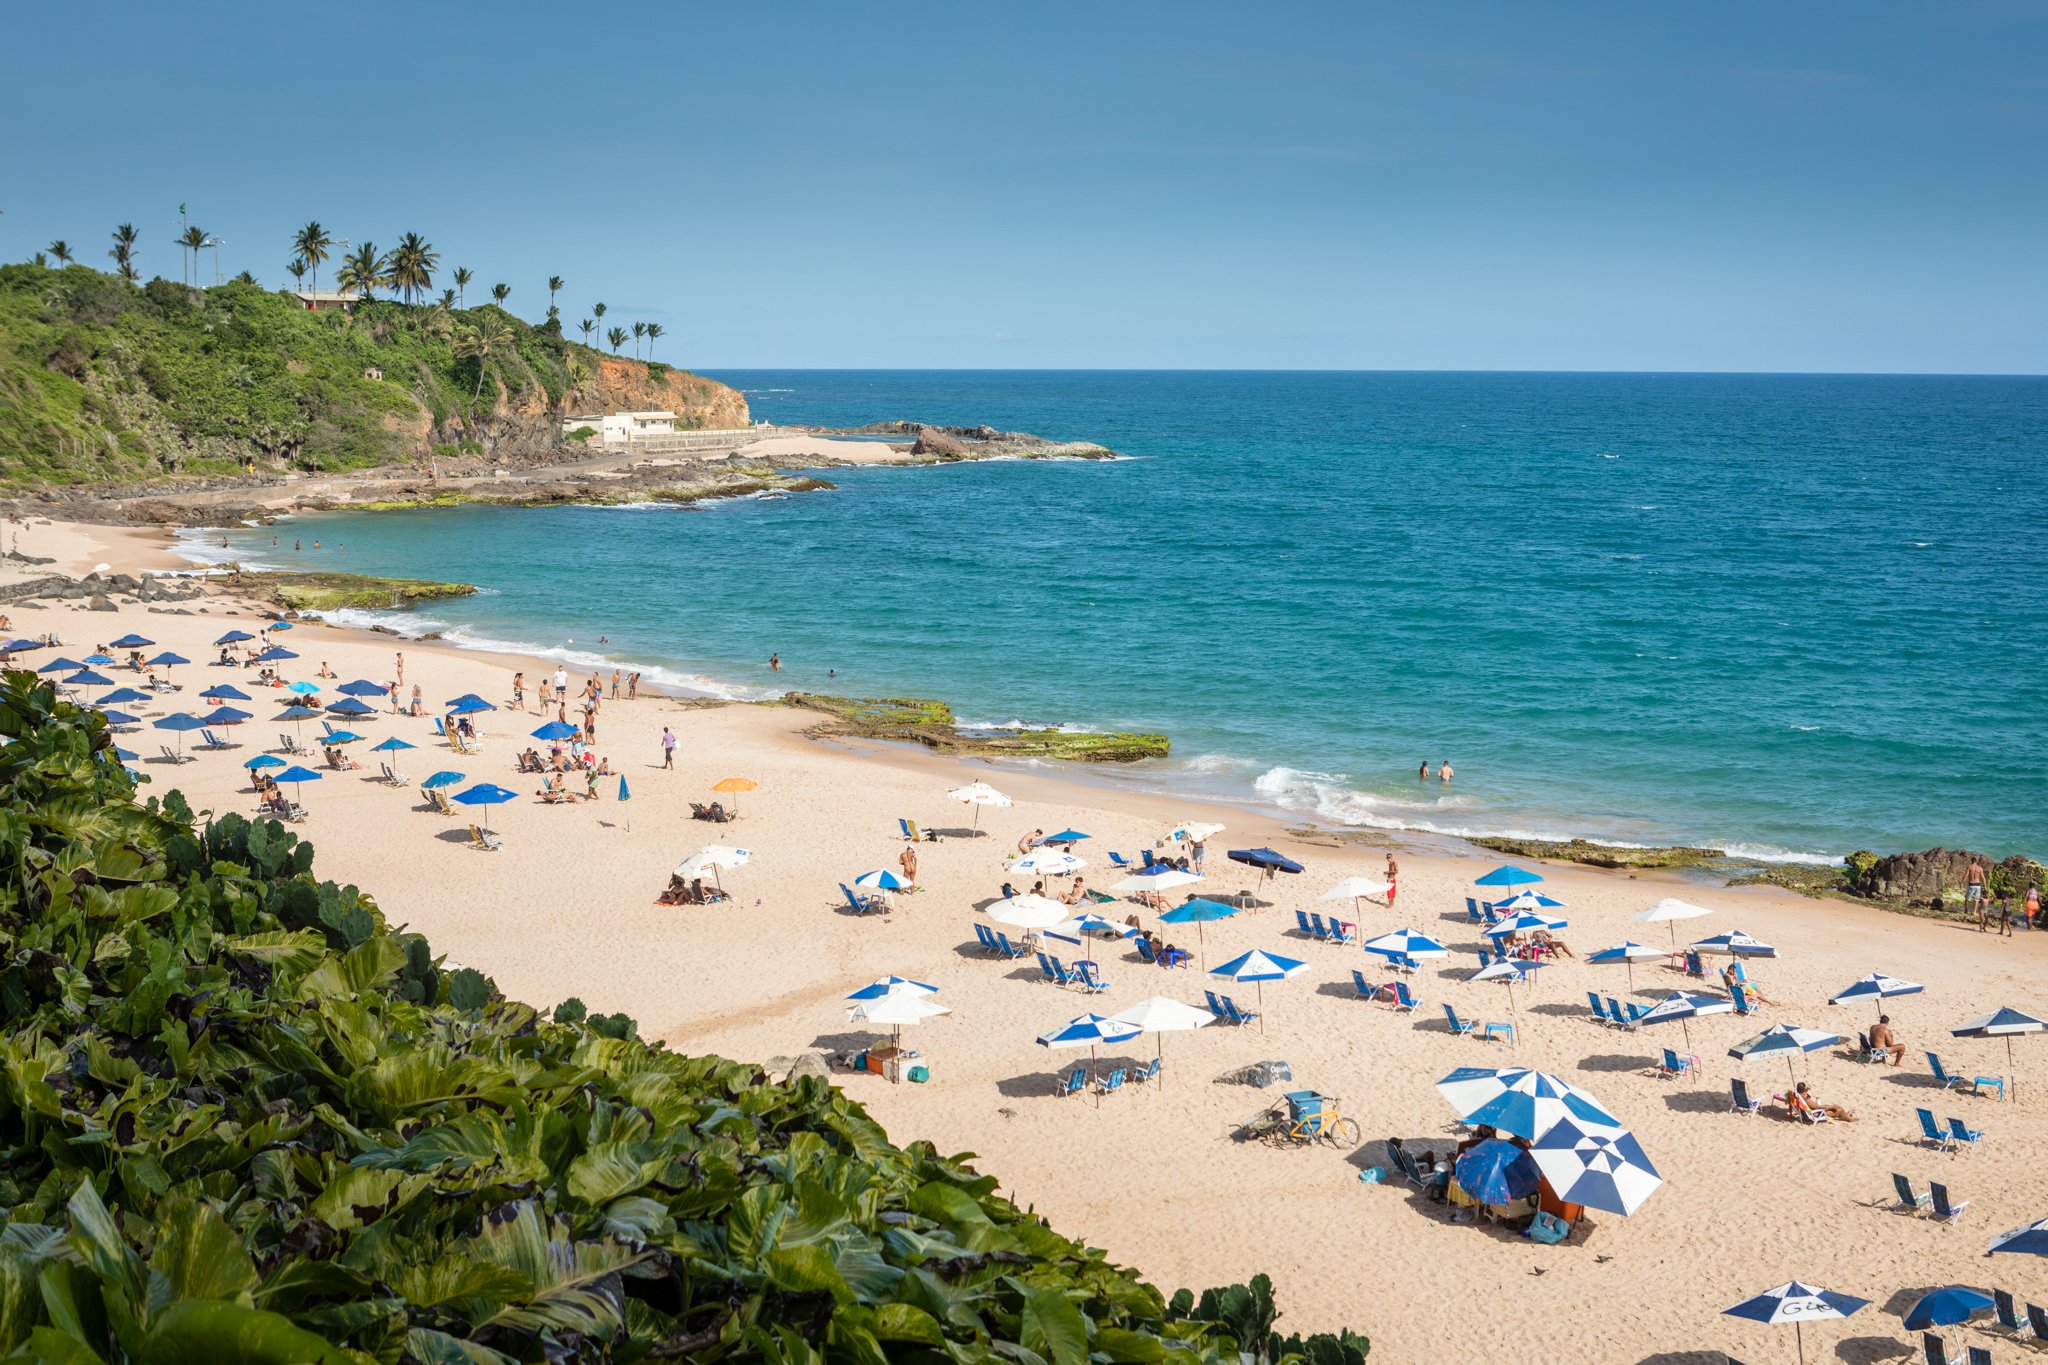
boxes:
[1257,980,1266,1036]
[1795,1319,1804,1365]
[1092,1045,1100,1109]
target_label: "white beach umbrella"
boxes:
[850,992,952,1047]
[1162,821,1225,844]
[1014,847,1086,877]
[845,976,939,1001]
[1105,994,1216,1087]
[1320,876,1393,915]
[947,781,1011,829]
[986,894,1072,930]
[676,845,750,891]
[1112,868,1204,894]
[1634,896,1713,945]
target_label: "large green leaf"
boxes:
[146,1198,258,1305]
[134,1299,355,1365]
[1019,1289,1089,1365]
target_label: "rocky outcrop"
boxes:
[227,571,477,614]
[1846,848,2047,903]
[839,421,1115,462]
[1467,837,1730,870]
[782,693,1168,762]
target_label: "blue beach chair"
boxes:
[1730,1078,1762,1115]
[1465,897,1485,922]
[1948,1115,1987,1153]
[1327,918,1356,944]
[1098,1068,1126,1097]
[1107,851,1135,870]
[1352,970,1378,1000]
[973,922,998,954]
[1076,960,1109,993]
[1659,1048,1699,1079]
[1036,952,1062,984]
[1930,1181,1970,1224]
[1587,993,1614,1027]
[1132,1057,1161,1084]
[995,931,1027,959]
[1731,984,1758,1016]
[1442,1004,1476,1038]
[1605,996,1636,1030]
[1221,995,1259,1027]
[1295,910,1317,938]
[1205,990,1235,1022]
[1991,1289,2026,1337]
[1134,937,1158,964]
[1058,1067,1087,1098]
[1914,1108,1951,1151]
[1388,982,1420,1013]
[839,883,880,914]
[1891,1173,1929,1214]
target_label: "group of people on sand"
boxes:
[1966,857,2043,936]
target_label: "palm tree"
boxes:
[292,222,333,292]
[455,312,513,427]
[645,322,664,361]
[335,242,387,301]
[387,232,439,305]
[287,257,308,290]
[440,287,456,308]
[578,318,595,348]
[592,301,607,331]
[176,226,208,286]
[108,223,139,282]
[490,283,510,308]
[631,321,647,359]
[453,267,472,308]
[47,241,73,266]
[547,275,564,310]
[606,326,626,354]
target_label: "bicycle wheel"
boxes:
[1325,1117,1360,1149]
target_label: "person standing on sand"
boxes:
[1385,855,1399,907]
[2000,898,2014,937]
[628,672,639,700]
[387,681,400,713]
[610,669,621,700]
[1968,858,1988,929]
[899,842,918,888]
[2028,884,2042,930]
[512,672,525,709]
[395,652,404,687]
[660,727,676,769]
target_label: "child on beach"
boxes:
[660,728,676,769]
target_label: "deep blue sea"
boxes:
[190,371,2048,862]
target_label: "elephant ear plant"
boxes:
[0,672,1369,1362]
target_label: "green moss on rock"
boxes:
[232,570,476,613]
[783,692,1168,762]
[1467,836,1730,871]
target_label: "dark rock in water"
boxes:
[782,692,1168,762]
[911,427,969,459]
[1467,836,1728,870]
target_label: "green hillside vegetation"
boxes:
[0,673,1368,1362]
[0,262,590,486]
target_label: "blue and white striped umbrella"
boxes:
[1690,929,1777,958]
[1828,972,1923,1010]
[1471,955,1544,1013]
[1359,928,1448,961]
[1729,1023,1842,1083]
[1036,1010,1143,1105]
[846,976,938,1001]
[1489,890,1566,913]
[1952,1006,2048,1101]
[1047,912,1138,947]
[1484,911,1567,939]
[1724,1281,1869,1335]
[1527,1116,1662,1216]
[1637,989,1734,1052]
[1588,940,1664,989]
[1435,1066,1618,1139]
[853,869,910,891]
[1988,1220,2048,1258]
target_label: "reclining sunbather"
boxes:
[1788,1081,1855,1122]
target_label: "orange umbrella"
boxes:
[711,776,757,816]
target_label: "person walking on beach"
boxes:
[660,727,676,769]
[553,665,568,697]
[1968,858,1988,929]
[627,671,639,700]
[512,672,525,710]
[1385,854,1399,907]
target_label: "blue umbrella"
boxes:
[1210,949,1309,1034]
[3,638,44,652]
[1437,1066,1620,1139]
[82,654,115,667]
[854,869,911,892]
[272,765,324,805]
[1989,1220,2048,1258]
[287,680,321,696]
[1159,897,1242,970]
[65,670,115,687]
[618,775,631,830]
[1475,864,1543,888]
[532,720,580,740]
[214,630,255,645]
[109,633,154,649]
[152,711,206,757]
[1359,927,1449,963]
[446,695,496,715]
[1827,972,1924,1013]
[1636,989,1735,1053]
[848,975,940,1001]
[1690,929,1777,958]
[1527,1116,1662,1216]
[1489,890,1567,912]
[1485,911,1568,939]
[372,736,415,752]
[321,729,364,744]
[97,687,151,705]
[337,679,388,697]
[453,782,518,836]
[113,746,138,762]
[326,697,375,717]
[1037,1010,1144,1105]
[146,652,189,667]
[1728,1023,1842,1085]
[1588,940,1663,990]
[1724,1280,1868,1363]
[1043,828,1091,843]
[201,683,251,701]
[97,709,141,727]
[1950,1006,2048,1101]
[253,646,298,663]
[1227,847,1304,874]
[422,770,466,789]
[1453,1138,1540,1205]
[201,706,252,726]
[269,621,293,631]
[245,754,286,770]
[36,657,85,673]
[274,704,322,723]
[1902,1287,1994,1331]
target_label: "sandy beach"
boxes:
[4,513,2041,1364]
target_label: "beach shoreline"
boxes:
[6,510,2047,1361]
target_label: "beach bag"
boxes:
[1526,1212,1571,1245]
[908,1066,929,1083]
[1357,1166,1384,1185]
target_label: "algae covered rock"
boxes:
[1467,836,1729,871]
[782,692,1168,762]
[231,570,477,613]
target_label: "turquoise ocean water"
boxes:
[187,371,2048,862]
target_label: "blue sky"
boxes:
[4,2,2043,371]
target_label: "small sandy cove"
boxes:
[6,517,2042,1364]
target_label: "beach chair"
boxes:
[158,745,193,765]
[1134,937,1158,964]
[1780,1094,1828,1124]
[382,762,410,787]
[1605,996,1636,1030]
[1076,960,1109,993]
[1302,912,1328,942]
[1058,1067,1087,1098]
[1730,1078,1762,1116]
[1891,1173,1930,1214]
[1035,952,1062,984]
[1659,1048,1699,1080]
[1966,1346,1990,1365]
[1928,1052,2007,1099]
[972,922,999,955]
[432,716,446,735]
[1097,1068,1126,1097]
[1925,1053,1975,1092]
[1684,950,1704,978]
[1915,1108,1952,1151]
[1219,995,1259,1027]
[898,818,916,841]
[838,883,879,915]
[1465,897,1485,922]
[1948,1115,1987,1154]
[1930,1181,1970,1224]
[277,732,303,754]
[467,824,501,852]
[1442,1004,1477,1038]
[424,788,453,816]
[2029,1304,2048,1343]
[995,932,1028,960]
[1295,910,1319,939]
[1352,970,1378,1000]
[1991,1289,2026,1339]
[198,728,236,750]
[1853,1031,1888,1064]
[1921,1334,1953,1365]
[1107,851,1135,870]
[1730,983,1757,1016]
[1587,993,1615,1027]
[1328,918,1357,945]
[1132,1056,1161,1085]
[1205,990,1233,1020]
[1388,982,1420,1013]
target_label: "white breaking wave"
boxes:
[957,716,1103,735]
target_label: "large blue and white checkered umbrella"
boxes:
[1036,1011,1142,1105]
[1527,1116,1662,1216]
[1728,1023,1842,1084]
[1359,927,1448,961]
[1988,1219,2048,1258]
[1690,929,1777,957]
[1724,1280,1868,1364]
[1484,911,1567,939]
[1488,890,1566,913]
[846,976,938,1001]
[1827,971,1923,1012]
[1471,955,1546,1014]
[1435,1066,1618,1139]
[1209,950,1308,1032]
[1952,1006,2048,1102]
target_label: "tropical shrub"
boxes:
[0,673,1368,1362]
